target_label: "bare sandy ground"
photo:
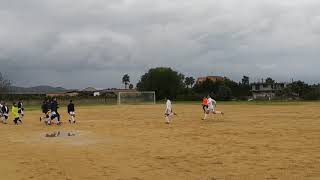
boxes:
[0,102,319,180]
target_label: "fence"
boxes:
[2,97,118,106]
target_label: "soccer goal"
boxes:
[117,91,156,105]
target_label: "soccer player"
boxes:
[164,98,176,124]
[17,99,24,123]
[49,97,61,125]
[12,102,20,125]
[202,96,208,113]
[40,99,50,123]
[1,102,9,124]
[202,95,224,120]
[0,100,3,118]
[67,100,76,124]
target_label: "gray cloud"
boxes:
[1,0,320,89]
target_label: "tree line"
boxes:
[136,67,251,100]
[1,69,320,101]
[134,67,320,101]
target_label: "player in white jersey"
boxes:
[202,96,224,120]
[1,102,9,124]
[164,98,176,124]
[0,100,3,118]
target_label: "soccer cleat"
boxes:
[68,119,71,124]
[40,117,42,122]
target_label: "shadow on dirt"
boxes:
[45,131,77,138]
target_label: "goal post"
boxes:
[117,91,156,105]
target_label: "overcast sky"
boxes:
[0,0,320,89]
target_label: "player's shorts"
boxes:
[164,109,172,116]
[19,110,24,115]
[51,111,57,120]
[2,113,8,119]
[69,111,75,117]
[45,112,50,118]
[203,105,208,111]
[206,107,215,113]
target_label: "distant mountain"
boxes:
[9,85,68,93]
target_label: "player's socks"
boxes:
[165,116,170,123]
[203,114,207,120]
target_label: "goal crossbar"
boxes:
[117,91,156,105]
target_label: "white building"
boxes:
[93,92,100,97]
[251,83,287,100]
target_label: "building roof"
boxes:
[197,76,224,79]
[251,82,287,85]
[82,87,98,92]
[100,89,138,93]
[196,76,225,83]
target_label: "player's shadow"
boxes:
[202,117,226,124]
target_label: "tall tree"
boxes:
[185,77,195,88]
[0,72,11,94]
[241,76,249,86]
[265,77,275,84]
[122,74,130,89]
[136,67,185,100]
[288,81,310,97]
[216,85,232,100]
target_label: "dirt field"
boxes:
[0,102,319,180]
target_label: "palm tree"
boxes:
[242,76,249,86]
[122,74,130,89]
[129,84,134,89]
[185,77,195,88]
[265,77,275,85]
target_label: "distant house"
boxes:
[100,89,137,96]
[82,87,101,96]
[196,76,225,84]
[82,87,98,92]
[251,83,286,100]
[93,92,100,97]
[66,91,80,97]
[46,93,66,97]
[46,91,79,97]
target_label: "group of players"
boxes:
[2,95,220,125]
[0,99,24,125]
[164,95,224,124]
[0,97,76,126]
[40,98,76,125]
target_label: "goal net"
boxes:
[117,91,156,105]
